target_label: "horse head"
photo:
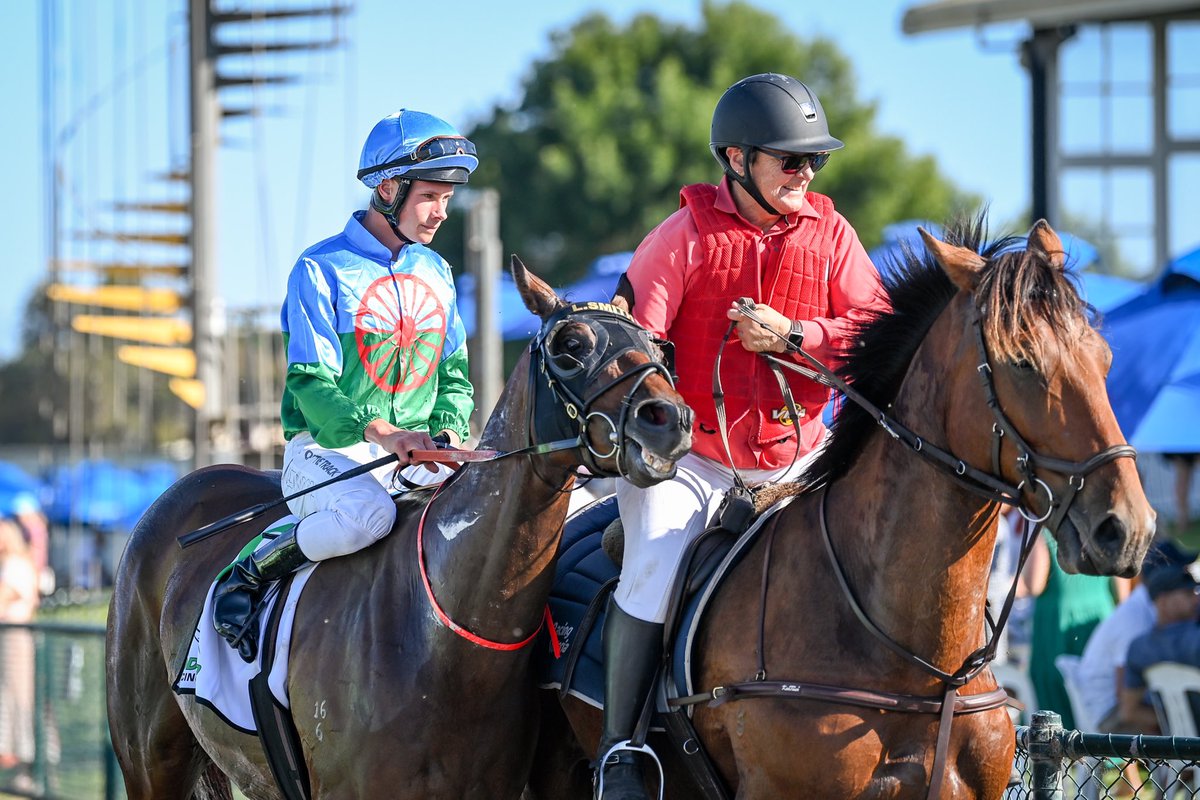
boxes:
[511,255,693,487]
[920,220,1155,576]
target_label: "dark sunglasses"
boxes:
[757,148,831,175]
[357,136,477,179]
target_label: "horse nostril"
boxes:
[635,400,677,429]
[1091,514,1126,560]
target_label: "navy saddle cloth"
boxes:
[537,494,791,709]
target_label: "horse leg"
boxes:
[526,691,593,800]
[107,578,215,798]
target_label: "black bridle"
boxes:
[525,301,678,481]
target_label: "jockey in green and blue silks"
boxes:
[212,109,479,663]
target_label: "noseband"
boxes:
[527,302,676,480]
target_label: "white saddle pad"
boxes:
[172,516,318,734]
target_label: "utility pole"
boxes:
[190,0,223,467]
[465,189,503,430]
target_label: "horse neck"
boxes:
[819,308,1002,679]
[420,352,575,637]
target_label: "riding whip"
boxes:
[176,447,499,549]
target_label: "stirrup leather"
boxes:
[594,740,665,800]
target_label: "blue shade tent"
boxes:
[1102,244,1200,452]
[42,459,179,529]
[456,252,634,342]
[870,221,1098,273]
[1077,273,1144,314]
[454,272,536,340]
[869,220,1140,313]
[867,219,945,277]
[0,461,43,517]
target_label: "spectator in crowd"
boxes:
[1079,539,1198,732]
[0,518,38,787]
[1023,529,1130,729]
[1116,558,1200,733]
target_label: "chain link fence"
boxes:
[1010,711,1200,799]
[0,621,121,800]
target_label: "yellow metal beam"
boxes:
[48,284,186,313]
[72,315,192,345]
[51,259,188,279]
[117,345,196,378]
[169,378,206,409]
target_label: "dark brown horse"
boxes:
[105,257,693,800]
[531,219,1156,799]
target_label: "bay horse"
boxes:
[531,219,1156,799]
[105,256,693,800]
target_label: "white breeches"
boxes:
[614,448,820,624]
[281,432,451,562]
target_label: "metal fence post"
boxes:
[1028,710,1066,799]
[34,629,51,792]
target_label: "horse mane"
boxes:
[790,212,1088,495]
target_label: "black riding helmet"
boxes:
[709,73,844,216]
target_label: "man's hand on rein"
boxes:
[726,301,791,353]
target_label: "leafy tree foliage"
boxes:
[451,1,976,284]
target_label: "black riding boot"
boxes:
[594,602,664,800]
[212,528,309,663]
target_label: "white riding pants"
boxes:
[281,432,451,562]
[614,447,821,624]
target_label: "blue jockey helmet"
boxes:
[357,110,478,231]
[358,109,478,188]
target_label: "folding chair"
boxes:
[1145,662,1200,797]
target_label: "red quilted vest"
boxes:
[671,183,837,468]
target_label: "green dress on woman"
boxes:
[1029,532,1116,729]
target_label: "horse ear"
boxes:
[511,254,564,320]
[611,273,636,314]
[1028,219,1066,269]
[919,227,986,292]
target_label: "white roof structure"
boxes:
[903,0,1200,34]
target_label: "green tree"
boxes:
[447,1,976,285]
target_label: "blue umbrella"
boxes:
[1102,244,1200,452]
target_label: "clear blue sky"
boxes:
[0,0,1031,362]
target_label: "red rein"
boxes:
[416,484,560,657]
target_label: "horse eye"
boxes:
[1012,358,1035,372]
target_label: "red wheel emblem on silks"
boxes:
[355,274,447,392]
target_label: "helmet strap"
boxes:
[370,179,415,244]
[728,148,783,217]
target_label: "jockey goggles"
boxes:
[757,148,831,175]
[356,136,478,180]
